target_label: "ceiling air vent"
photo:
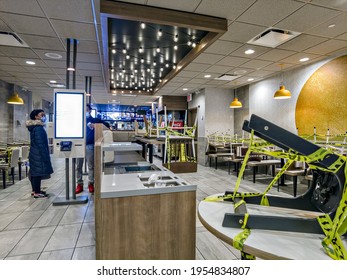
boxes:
[0,31,29,47]
[247,28,300,48]
[215,74,240,81]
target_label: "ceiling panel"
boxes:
[0,0,45,17]
[0,12,56,37]
[0,65,26,72]
[304,39,347,55]
[195,0,256,21]
[51,19,97,41]
[0,56,16,65]
[237,0,304,27]
[184,63,210,72]
[38,0,94,23]
[220,22,266,43]
[231,44,271,58]
[311,0,347,11]
[336,32,347,40]
[306,13,347,38]
[0,18,11,32]
[75,40,100,53]
[0,46,40,58]
[205,65,233,74]
[77,62,101,71]
[274,4,341,33]
[147,0,201,12]
[256,49,297,62]
[239,59,273,69]
[279,34,329,51]
[170,69,200,78]
[217,56,250,67]
[11,57,46,67]
[23,66,54,74]
[19,34,65,51]
[193,53,224,64]
[204,40,243,56]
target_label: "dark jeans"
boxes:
[31,176,42,193]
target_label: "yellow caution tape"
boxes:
[233,227,251,251]
[203,128,347,260]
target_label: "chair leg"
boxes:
[18,163,22,181]
[11,167,15,184]
[293,176,297,197]
[2,170,6,189]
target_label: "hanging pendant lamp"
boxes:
[7,93,24,105]
[229,88,242,108]
[274,85,291,99]
[7,82,24,105]
[274,64,291,99]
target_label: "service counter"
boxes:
[95,138,197,260]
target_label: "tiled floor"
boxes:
[0,156,308,260]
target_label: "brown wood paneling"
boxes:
[97,191,196,260]
[94,124,104,260]
[160,95,187,111]
[163,162,197,173]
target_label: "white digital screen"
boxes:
[54,91,84,138]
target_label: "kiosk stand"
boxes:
[52,89,88,206]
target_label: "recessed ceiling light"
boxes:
[234,70,247,75]
[26,60,35,65]
[49,80,57,83]
[245,49,255,55]
[247,78,254,81]
[328,24,336,28]
[299,57,310,62]
[204,74,211,78]
[140,22,146,29]
[183,88,188,91]
[44,52,62,59]
[112,49,116,54]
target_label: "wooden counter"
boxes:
[95,131,196,259]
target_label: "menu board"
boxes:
[54,90,85,139]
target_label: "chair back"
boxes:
[103,130,115,163]
[9,148,20,168]
[20,146,29,161]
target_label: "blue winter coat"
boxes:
[26,120,54,177]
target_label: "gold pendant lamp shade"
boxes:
[7,80,24,105]
[274,85,291,99]
[7,93,24,105]
[230,86,242,108]
[274,63,291,99]
[229,97,242,108]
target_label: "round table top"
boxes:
[198,195,346,260]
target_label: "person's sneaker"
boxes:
[88,183,94,194]
[33,193,48,198]
[76,183,83,194]
[31,191,47,197]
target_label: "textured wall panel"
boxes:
[295,55,347,136]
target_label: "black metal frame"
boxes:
[222,114,346,234]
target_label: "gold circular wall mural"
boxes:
[295,55,347,137]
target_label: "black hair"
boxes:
[30,109,44,120]
[86,104,93,111]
